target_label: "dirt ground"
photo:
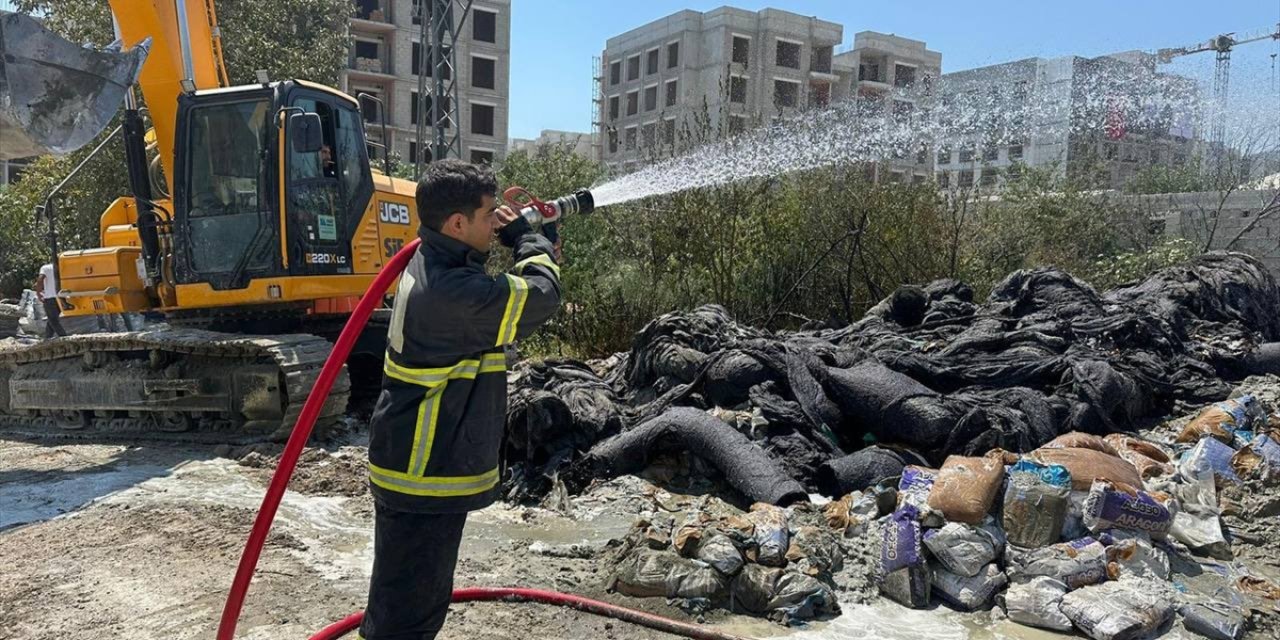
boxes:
[5,395,1280,639]
[0,434,788,640]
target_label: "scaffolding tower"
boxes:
[414,0,474,178]
[591,55,604,163]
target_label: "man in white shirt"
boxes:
[34,263,67,338]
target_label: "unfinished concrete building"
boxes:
[509,129,598,159]
[832,31,942,184]
[936,53,1200,191]
[341,0,511,166]
[596,7,842,169]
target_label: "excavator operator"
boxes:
[359,159,563,640]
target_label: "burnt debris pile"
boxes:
[502,252,1280,504]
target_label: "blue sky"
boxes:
[510,0,1280,139]
[5,0,1275,139]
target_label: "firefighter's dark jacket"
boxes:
[368,221,561,513]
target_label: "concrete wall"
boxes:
[1142,189,1280,275]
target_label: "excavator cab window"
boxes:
[184,98,275,276]
[284,93,370,274]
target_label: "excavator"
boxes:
[0,1,422,442]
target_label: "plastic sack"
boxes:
[1006,537,1108,590]
[1044,432,1119,456]
[1000,576,1073,631]
[881,505,924,574]
[729,564,780,614]
[880,564,931,609]
[785,526,842,578]
[666,562,729,600]
[1178,396,1262,445]
[1082,480,1173,537]
[734,503,790,567]
[1180,437,1242,485]
[1180,602,1245,640]
[823,490,881,536]
[1105,535,1170,581]
[924,521,1004,578]
[897,466,937,513]
[767,572,840,624]
[1061,490,1091,541]
[1104,434,1175,479]
[729,564,838,623]
[697,534,744,576]
[927,455,1004,524]
[612,549,695,598]
[1031,447,1142,491]
[932,562,1007,611]
[1231,433,1280,480]
[1059,580,1176,640]
[1004,460,1072,548]
[1167,466,1228,552]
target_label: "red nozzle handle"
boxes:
[503,186,558,221]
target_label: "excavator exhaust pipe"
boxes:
[0,11,150,160]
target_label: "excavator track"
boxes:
[0,328,349,444]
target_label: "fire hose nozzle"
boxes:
[503,187,595,227]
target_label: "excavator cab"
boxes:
[171,82,374,289]
[58,80,408,320]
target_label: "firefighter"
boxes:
[360,159,562,640]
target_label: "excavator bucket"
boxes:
[0,11,150,160]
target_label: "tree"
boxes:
[0,0,352,297]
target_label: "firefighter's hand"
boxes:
[496,205,532,247]
[495,205,519,227]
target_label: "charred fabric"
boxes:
[502,252,1280,505]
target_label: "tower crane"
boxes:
[1156,23,1280,147]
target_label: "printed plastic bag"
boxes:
[1178,396,1263,445]
[1004,459,1071,548]
[924,521,1004,577]
[1180,602,1245,640]
[932,562,1007,611]
[1180,437,1242,485]
[1082,480,1173,537]
[880,564,931,609]
[1000,576,1073,631]
[1006,537,1108,590]
[1059,580,1175,640]
[880,505,923,574]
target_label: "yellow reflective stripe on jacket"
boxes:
[385,352,506,476]
[407,383,445,476]
[383,352,506,387]
[368,463,500,497]
[495,274,529,346]
[513,253,561,279]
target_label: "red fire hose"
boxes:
[216,237,751,640]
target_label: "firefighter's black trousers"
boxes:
[358,505,468,640]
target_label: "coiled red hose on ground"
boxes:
[216,237,751,640]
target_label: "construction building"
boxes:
[935,53,1200,191]
[832,31,942,183]
[340,0,511,166]
[596,7,842,169]
[509,129,598,158]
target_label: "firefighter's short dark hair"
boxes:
[415,159,498,232]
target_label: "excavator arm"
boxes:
[107,0,229,192]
